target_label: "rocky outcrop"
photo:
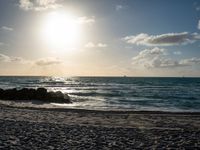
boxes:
[0,88,71,103]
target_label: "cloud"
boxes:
[19,0,62,11]
[10,57,29,64]
[77,16,95,25]
[180,57,200,66]
[85,42,95,48]
[0,53,28,64]
[0,53,62,66]
[0,54,10,62]
[132,47,168,68]
[132,47,200,68]
[198,20,200,30]
[97,43,107,48]
[123,32,200,46]
[1,26,13,31]
[115,5,125,11]
[34,57,62,66]
[19,0,32,10]
[85,42,107,48]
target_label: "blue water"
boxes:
[0,76,200,112]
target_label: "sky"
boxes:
[0,0,200,76]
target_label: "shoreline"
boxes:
[1,102,200,115]
[0,102,200,149]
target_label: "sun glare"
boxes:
[41,11,81,50]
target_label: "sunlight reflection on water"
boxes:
[0,76,200,112]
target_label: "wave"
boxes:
[69,91,123,97]
[141,95,199,100]
[0,76,200,111]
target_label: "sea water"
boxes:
[0,76,200,112]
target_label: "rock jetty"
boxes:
[0,88,71,103]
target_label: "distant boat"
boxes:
[123,75,127,78]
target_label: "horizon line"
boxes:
[0,75,199,78]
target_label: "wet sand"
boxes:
[0,104,200,149]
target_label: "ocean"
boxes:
[0,76,200,112]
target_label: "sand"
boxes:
[0,103,200,149]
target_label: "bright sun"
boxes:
[41,11,81,50]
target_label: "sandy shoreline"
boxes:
[1,100,200,115]
[0,103,200,149]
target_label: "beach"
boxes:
[0,104,200,149]
[1,0,200,148]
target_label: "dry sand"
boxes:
[0,103,200,149]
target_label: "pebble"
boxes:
[0,119,199,149]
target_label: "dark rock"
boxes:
[47,91,70,103]
[64,94,70,100]
[55,91,64,99]
[0,88,18,100]
[17,88,30,100]
[27,88,37,100]
[0,88,71,103]
[0,88,4,97]
[36,88,47,100]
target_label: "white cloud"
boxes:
[85,42,107,48]
[85,42,95,48]
[0,54,10,62]
[19,0,62,11]
[0,53,28,64]
[19,0,32,10]
[34,57,62,66]
[77,16,95,25]
[10,57,29,64]
[198,20,200,30]
[123,32,200,46]
[180,58,200,66]
[97,43,107,48]
[1,26,13,31]
[132,47,200,68]
[116,5,125,11]
[0,53,62,66]
[132,47,168,68]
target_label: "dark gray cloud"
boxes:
[124,32,200,46]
